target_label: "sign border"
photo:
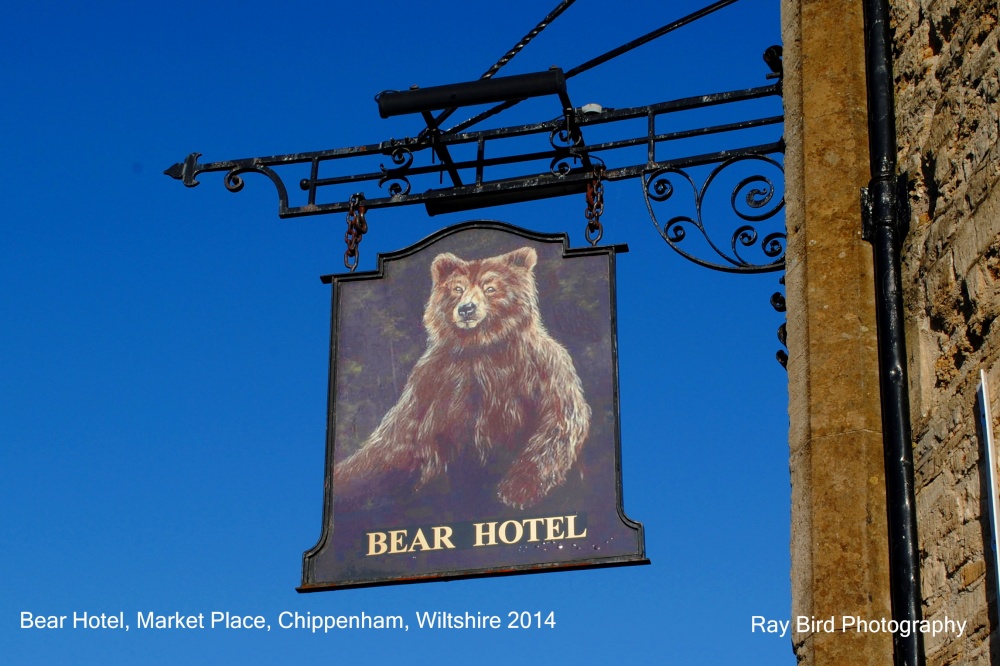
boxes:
[299,220,648,592]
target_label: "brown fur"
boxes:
[334,246,590,509]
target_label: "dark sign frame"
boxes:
[299,221,647,591]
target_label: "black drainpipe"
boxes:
[860,0,925,663]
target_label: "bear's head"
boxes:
[424,246,541,348]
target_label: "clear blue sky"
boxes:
[2,1,792,663]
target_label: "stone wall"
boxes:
[893,0,1000,663]
[784,0,1000,663]
[781,0,893,662]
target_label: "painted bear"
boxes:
[333,246,590,510]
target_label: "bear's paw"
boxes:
[498,460,553,510]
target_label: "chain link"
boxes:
[585,165,605,246]
[344,193,368,272]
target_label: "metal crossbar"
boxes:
[164,0,785,274]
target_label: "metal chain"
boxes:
[585,166,605,246]
[344,193,367,272]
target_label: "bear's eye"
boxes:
[453,286,464,294]
[484,286,496,294]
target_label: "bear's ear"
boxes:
[502,246,537,272]
[431,252,466,284]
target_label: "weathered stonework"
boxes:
[786,0,999,663]
[782,0,892,663]
[893,0,1000,662]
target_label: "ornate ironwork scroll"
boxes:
[165,81,782,222]
[643,153,785,273]
[164,0,786,277]
[376,146,414,197]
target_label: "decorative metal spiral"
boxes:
[648,175,676,202]
[548,119,581,150]
[643,154,785,273]
[219,165,290,214]
[378,147,414,197]
[224,170,245,193]
[549,153,579,177]
[732,225,785,266]
[378,175,411,197]
[386,146,413,169]
[732,174,780,222]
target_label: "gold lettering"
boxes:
[368,516,583,554]
[499,519,524,544]
[544,516,566,540]
[473,521,497,547]
[522,518,544,542]
[409,528,431,552]
[389,530,407,553]
[433,525,455,550]
[566,515,587,539]
[367,531,388,556]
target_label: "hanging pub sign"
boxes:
[299,221,647,590]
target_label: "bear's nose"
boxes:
[457,302,477,319]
